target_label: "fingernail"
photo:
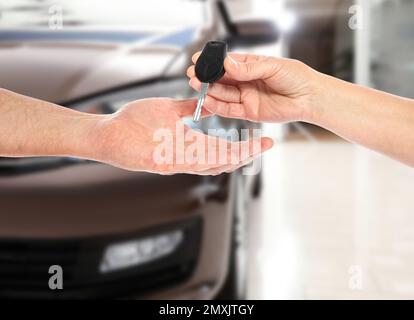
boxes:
[262,137,274,151]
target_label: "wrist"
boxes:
[300,71,335,125]
[58,111,109,161]
[282,61,330,124]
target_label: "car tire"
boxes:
[252,173,262,198]
[216,174,247,300]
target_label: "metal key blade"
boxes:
[193,82,209,123]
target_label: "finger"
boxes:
[192,51,264,64]
[198,154,256,175]
[195,136,273,175]
[189,78,241,103]
[169,133,273,175]
[228,52,267,63]
[172,98,212,118]
[232,137,274,162]
[224,54,281,82]
[203,95,249,120]
[191,51,201,64]
[190,52,271,84]
[186,65,195,78]
[165,152,260,176]
[203,135,273,169]
[187,65,239,86]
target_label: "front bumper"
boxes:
[0,162,234,299]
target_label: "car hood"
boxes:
[0,29,196,103]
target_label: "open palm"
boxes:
[91,98,273,175]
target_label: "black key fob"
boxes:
[195,41,228,83]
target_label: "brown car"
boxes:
[0,0,277,299]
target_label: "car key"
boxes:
[193,41,228,122]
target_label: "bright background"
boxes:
[1,0,414,299]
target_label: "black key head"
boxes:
[195,41,228,83]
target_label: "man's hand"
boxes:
[187,52,321,123]
[0,90,273,175]
[91,98,273,175]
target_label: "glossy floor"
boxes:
[247,124,414,299]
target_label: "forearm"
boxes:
[0,89,103,159]
[307,73,414,167]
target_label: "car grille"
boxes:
[0,218,201,299]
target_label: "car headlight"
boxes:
[70,77,193,113]
[100,229,183,273]
[69,77,246,135]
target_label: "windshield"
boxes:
[0,0,208,32]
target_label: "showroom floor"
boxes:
[247,123,414,299]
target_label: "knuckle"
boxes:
[288,58,306,69]
[222,102,231,116]
[243,62,253,74]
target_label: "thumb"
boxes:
[224,55,278,82]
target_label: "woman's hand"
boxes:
[187,51,414,167]
[187,52,321,123]
[91,98,273,175]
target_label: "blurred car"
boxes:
[0,0,277,299]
